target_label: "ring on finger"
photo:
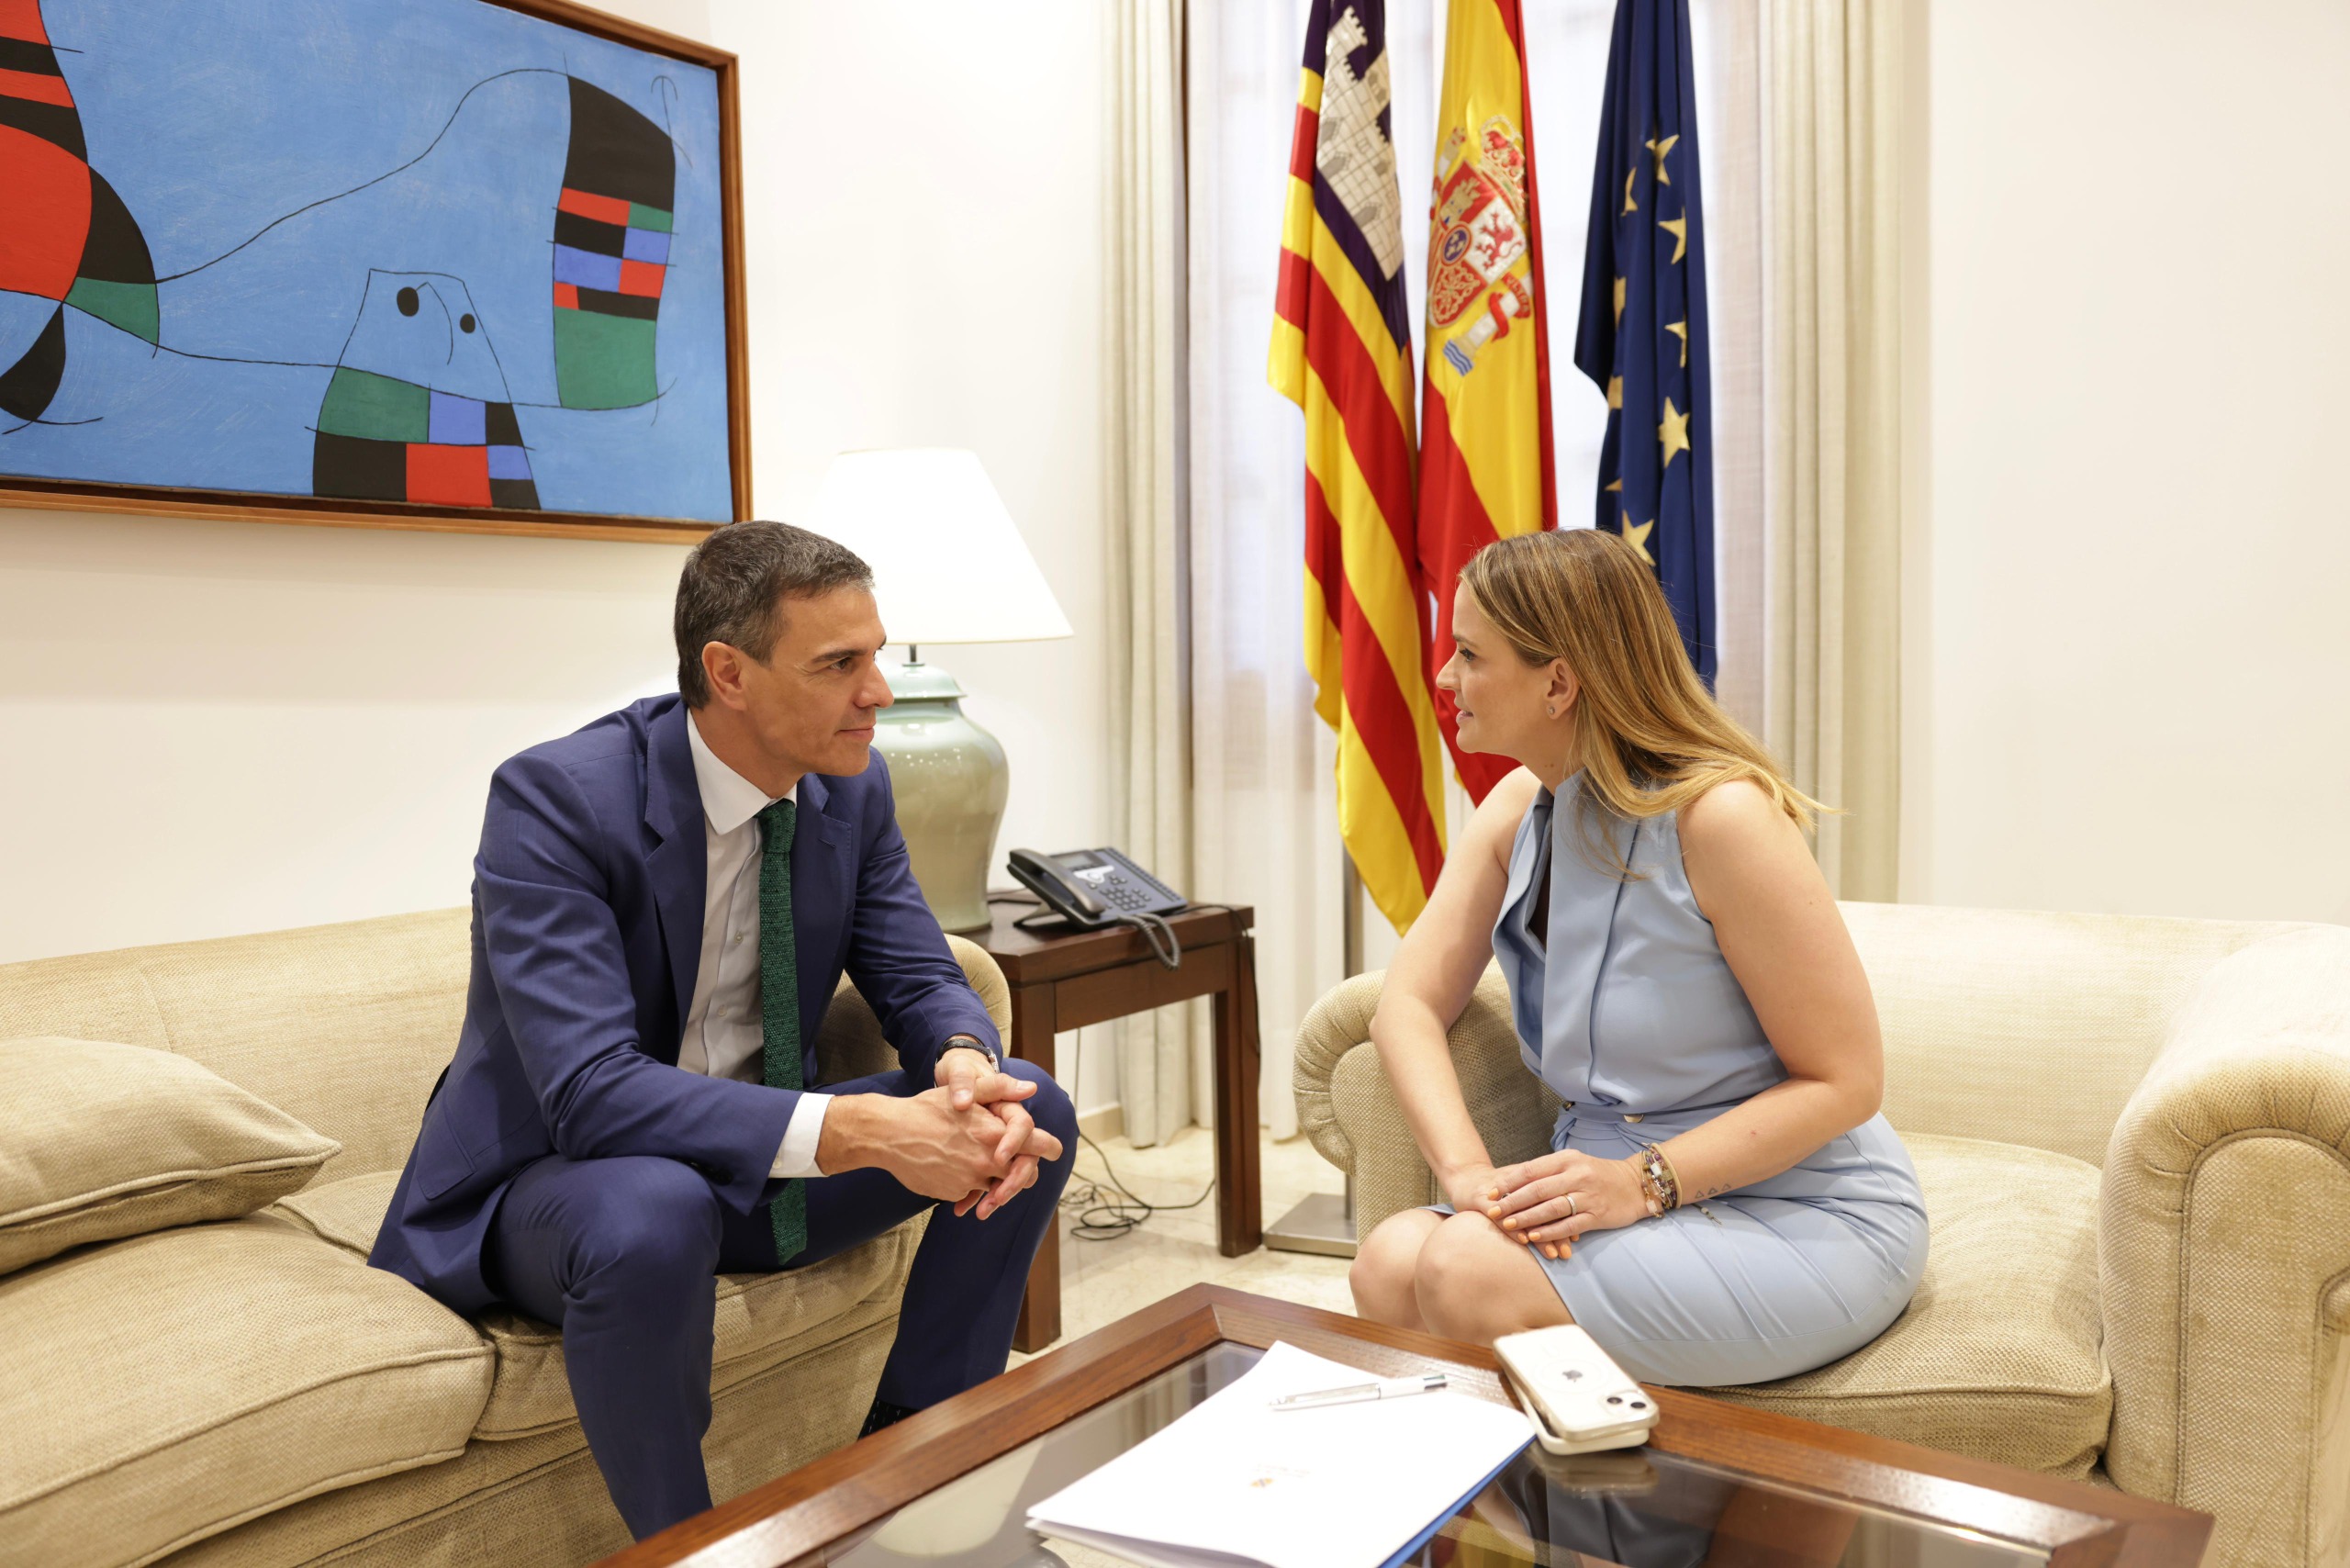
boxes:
[1565,1193,1579,1217]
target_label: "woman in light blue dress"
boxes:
[1348,530,1928,1386]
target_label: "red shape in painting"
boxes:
[0,0,50,45]
[406,443,492,509]
[617,259,664,299]
[0,125,91,301]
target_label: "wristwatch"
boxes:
[941,1035,999,1071]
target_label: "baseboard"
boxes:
[1077,1102,1125,1144]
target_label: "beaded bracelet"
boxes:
[1633,1146,1682,1215]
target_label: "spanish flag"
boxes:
[1417,0,1558,802]
[1270,0,1449,934]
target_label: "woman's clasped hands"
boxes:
[1477,1148,1649,1260]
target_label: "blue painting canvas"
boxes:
[0,0,734,524]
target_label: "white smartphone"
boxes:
[1494,1325,1661,1456]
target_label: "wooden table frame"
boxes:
[599,1285,2213,1568]
[965,900,1263,1351]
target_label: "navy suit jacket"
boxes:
[368,694,1002,1315]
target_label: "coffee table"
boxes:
[597,1285,2212,1568]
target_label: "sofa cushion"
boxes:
[146,1315,912,1568]
[274,1168,930,1441]
[475,1218,927,1439]
[0,1212,492,1568]
[0,1036,341,1276]
[270,1165,402,1255]
[1704,1132,2112,1480]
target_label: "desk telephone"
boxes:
[1005,847,1192,971]
[1006,847,1185,926]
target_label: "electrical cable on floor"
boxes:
[1061,1129,1215,1241]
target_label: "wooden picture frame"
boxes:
[0,0,746,543]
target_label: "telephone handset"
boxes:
[1005,847,1187,928]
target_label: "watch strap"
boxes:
[943,1035,998,1070]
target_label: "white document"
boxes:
[1024,1339,1533,1568]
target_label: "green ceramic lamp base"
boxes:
[872,656,1008,933]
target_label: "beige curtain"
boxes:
[1105,0,1201,1148]
[1702,0,1769,735]
[1762,0,1905,899]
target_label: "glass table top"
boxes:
[823,1344,2051,1568]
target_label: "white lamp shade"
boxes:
[808,448,1073,646]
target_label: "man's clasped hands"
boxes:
[815,1045,1064,1222]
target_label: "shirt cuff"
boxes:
[768,1093,832,1180]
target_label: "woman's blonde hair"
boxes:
[1459,529,1825,873]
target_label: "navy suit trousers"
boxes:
[483,1058,1077,1541]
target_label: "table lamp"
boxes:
[809,448,1073,932]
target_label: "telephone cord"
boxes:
[993,891,1248,976]
[1116,911,1181,969]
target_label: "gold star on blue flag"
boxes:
[1572,0,1717,688]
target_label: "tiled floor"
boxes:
[1011,1126,1358,1363]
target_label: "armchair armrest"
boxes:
[2100,926,2350,1568]
[1292,960,1559,1236]
[812,935,1011,1086]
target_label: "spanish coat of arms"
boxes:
[1427,116,1533,373]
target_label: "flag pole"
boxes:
[1269,848,1363,1259]
[1341,850,1365,979]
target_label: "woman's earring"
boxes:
[1547,705,1557,718]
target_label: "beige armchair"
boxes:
[1293,902,2350,1568]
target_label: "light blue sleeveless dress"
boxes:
[1466,775,1929,1387]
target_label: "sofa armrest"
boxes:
[1292,961,1559,1237]
[812,935,1012,1086]
[2100,926,2350,1568]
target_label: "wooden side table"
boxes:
[965,898,1261,1352]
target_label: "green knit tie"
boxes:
[757,797,807,1264]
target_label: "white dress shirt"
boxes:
[682,712,830,1179]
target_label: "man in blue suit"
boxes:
[370,521,1075,1540]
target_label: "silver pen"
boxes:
[1268,1371,1449,1410]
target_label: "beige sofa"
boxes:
[1294,902,2350,1568]
[0,908,1005,1568]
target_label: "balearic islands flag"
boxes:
[1573,0,1717,686]
[1416,0,1558,803]
[1271,0,1450,934]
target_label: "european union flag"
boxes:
[1572,0,1716,688]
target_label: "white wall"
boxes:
[0,0,1125,1106]
[0,511,686,959]
[706,0,1118,1106]
[1907,0,2350,924]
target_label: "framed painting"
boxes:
[0,0,745,542]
